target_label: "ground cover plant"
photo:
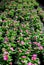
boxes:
[0,0,44,65]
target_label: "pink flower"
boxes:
[38,61,40,64]
[32,57,37,60]
[32,54,37,60]
[21,41,24,45]
[34,64,37,65]
[21,60,25,63]
[21,24,24,27]
[22,56,26,58]
[4,37,8,43]
[33,42,37,45]
[10,47,14,51]
[19,49,22,52]
[39,46,43,50]
[25,51,29,54]
[14,20,17,22]
[10,62,12,65]
[25,50,30,54]
[16,16,18,18]
[4,51,8,55]
[28,62,33,65]
[32,54,37,57]
[4,37,8,42]
[6,31,8,34]
[20,30,23,32]
[17,40,20,43]
[2,20,6,22]
[34,36,37,40]
[4,41,7,43]
[3,55,8,60]
[26,30,28,33]
[37,43,41,46]
[40,31,43,34]
[32,64,34,65]
[33,42,41,47]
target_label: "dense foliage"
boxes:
[0,0,44,65]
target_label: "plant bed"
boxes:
[0,0,44,65]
